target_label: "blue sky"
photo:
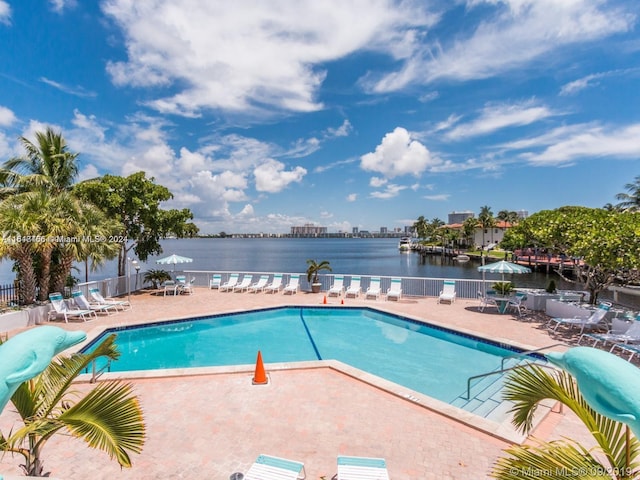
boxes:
[0,0,638,234]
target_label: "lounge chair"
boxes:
[437,280,456,304]
[328,275,344,297]
[345,276,362,298]
[89,288,131,310]
[48,293,96,323]
[337,455,389,480]
[264,274,283,294]
[219,273,240,292]
[179,277,196,295]
[365,277,381,300]
[386,278,402,301]
[247,275,269,293]
[547,302,611,335]
[283,274,300,295]
[233,275,253,292]
[71,291,116,315]
[209,274,222,289]
[581,315,640,347]
[244,454,306,480]
[163,280,179,296]
[612,343,640,362]
[477,291,498,312]
[507,292,528,317]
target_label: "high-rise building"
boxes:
[448,211,474,225]
[290,224,328,236]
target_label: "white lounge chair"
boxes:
[179,277,196,295]
[547,303,611,334]
[71,291,116,315]
[48,293,96,323]
[386,278,402,301]
[264,274,283,294]
[247,275,270,293]
[219,274,240,292]
[345,276,362,298]
[89,288,131,310]
[233,275,253,292]
[283,274,300,295]
[437,280,456,304]
[244,454,306,480]
[209,274,222,289]
[337,455,389,480]
[328,275,344,297]
[581,314,640,347]
[365,277,381,300]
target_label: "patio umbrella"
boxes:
[477,260,531,282]
[156,253,193,271]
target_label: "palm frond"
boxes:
[59,380,145,468]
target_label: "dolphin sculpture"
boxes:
[0,326,87,414]
[546,347,640,439]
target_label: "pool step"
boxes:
[453,358,531,420]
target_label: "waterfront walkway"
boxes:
[0,288,602,479]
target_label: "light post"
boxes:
[135,263,140,289]
[127,259,139,304]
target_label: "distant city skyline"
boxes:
[1,1,638,234]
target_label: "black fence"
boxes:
[0,283,18,305]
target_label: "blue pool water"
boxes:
[83,307,532,405]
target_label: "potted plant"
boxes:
[492,281,514,296]
[143,269,172,289]
[306,259,332,293]
[545,279,557,293]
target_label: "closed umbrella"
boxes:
[156,254,193,271]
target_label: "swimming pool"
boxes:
[83,306,541,409]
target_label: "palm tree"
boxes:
[479,205,496,248]
[306,259,332,284]
[413,216,429,240]
[491,365,639,479]
[615,175,640,212]
[462,216,478,248]
[0,127,78,197]
[0,334,145,477]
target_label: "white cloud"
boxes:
[0,105,16,126]
[48,0,77,13]
[253,159,307,193]
[370,183,407,199]
[423,194,450,201]
[0,1,10,25]
[559,68,639,96]
[346,193,357,202]
[40,77,97,98]
[360,127,440,178]
[444,100,558,140]
[369,176,387,187]
[101,0,433,116]
[368,0,635,91]
[325,119,353,138]
[518,123,640,166]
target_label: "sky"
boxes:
[0,0,639,235]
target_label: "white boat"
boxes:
[455,254,470,263]
[398,237,412,252]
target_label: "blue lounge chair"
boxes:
[337,455,389,480]
[244,454,305,480]
[48,293,96,323]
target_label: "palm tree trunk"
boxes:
[14,245,37,305]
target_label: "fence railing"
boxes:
[0,283,18,306]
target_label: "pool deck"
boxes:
[0,288,602,479]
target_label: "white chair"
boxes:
[71,291,116,315]
[507,292,527,317]
[209,274,222,289]
[328,275,345,297]
[547,303,611,334]
[386,278,402,301]
[219,274,240,292]
[581,314,640,347]
[337,455,389,480]
[48,293,96,323]
[179,277,196,295]
[233,275,253,292]
[437,280,456,304]
[264,274,283,294]
[244,454,305,480]
[247,275,270,293]
[365,277,381,300]
[345,276,362,298]
[89,288,131,310]
[478,291,497,312]
[283,274,300,295]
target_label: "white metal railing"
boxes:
[100,270,489,300]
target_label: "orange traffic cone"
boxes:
[252,350,268,385]
[323,295,327,304]
[341,299,344,305]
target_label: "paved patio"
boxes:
[0,288,602,479]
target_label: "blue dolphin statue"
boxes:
[0,326,87,413]
[546,347,640,439]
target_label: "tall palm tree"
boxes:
[413,216,428,240]
[462,216,478,248]
[0,127,78,197]
[615,175,640,212]
[0,334,145,477]
[491,365,640,479]
[479,205,496,248]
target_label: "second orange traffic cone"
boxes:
[323,295,327,304]
[252,350,268,385]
